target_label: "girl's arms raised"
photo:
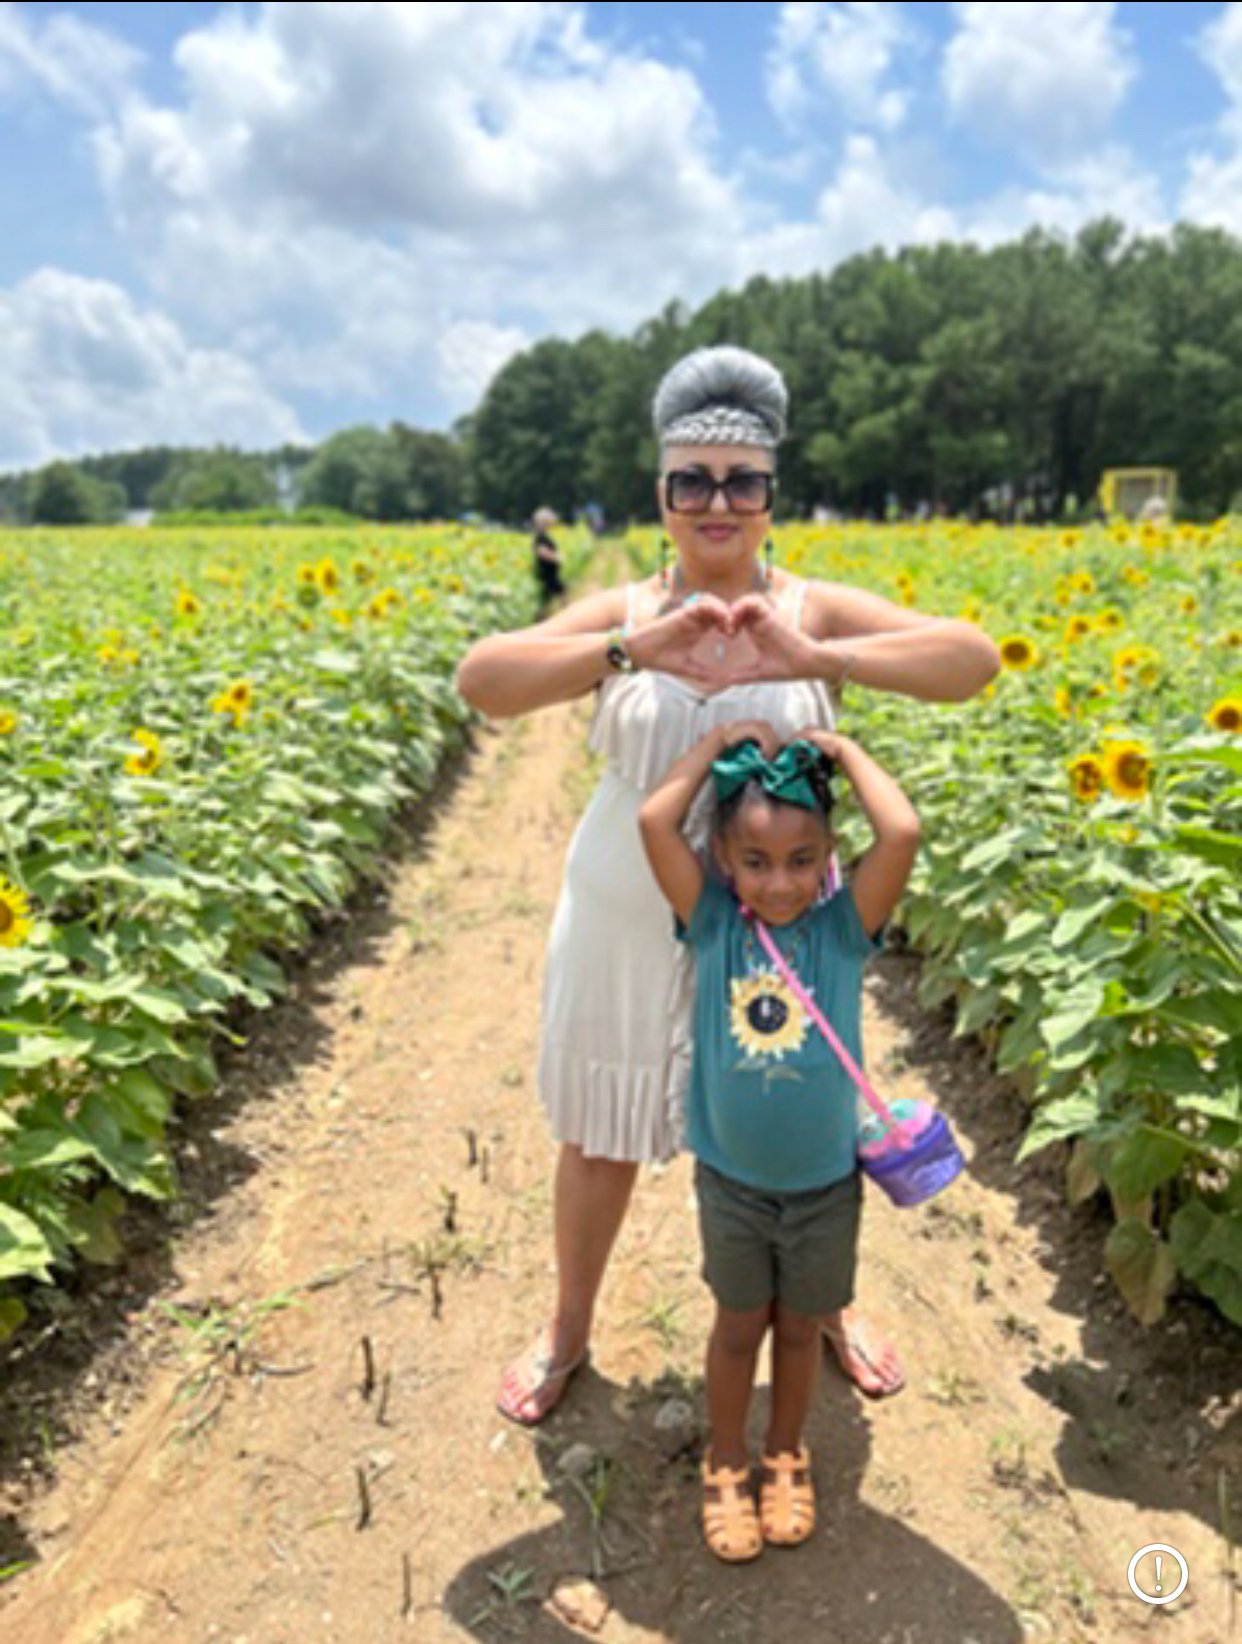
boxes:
[639,720,778,928]
[792,729,920,938]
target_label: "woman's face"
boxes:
[657,442,774,580]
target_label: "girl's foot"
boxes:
[701,1453,763,1563]
[823,1308,905,1398]
[495,1327,589,1426]
[759,1445,815,1546]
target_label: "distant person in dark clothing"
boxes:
[532,507,565,609]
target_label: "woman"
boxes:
[455,345,1000,1423]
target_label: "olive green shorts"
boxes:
[693,1158,862,1318]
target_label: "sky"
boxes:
[3,0,1242,472]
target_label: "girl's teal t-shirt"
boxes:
[675,875,883,1193]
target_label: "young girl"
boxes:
[638,719,919,1562]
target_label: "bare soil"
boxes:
[1,638,1239,1644]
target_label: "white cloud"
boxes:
[767,2,915,133]
[942,2,1135,165]
[0,0,141,118]
[436,321,531,410]
[95,2,739,273]
[0,269,305,470]
[965,147,1166,244]
[79,1,752,424]
[1180,4,1242,232]
[749,135,957,278]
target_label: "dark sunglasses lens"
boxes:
[666,471,713,511]
[726,473,772,512]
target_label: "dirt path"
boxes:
[1,625,1238,1644]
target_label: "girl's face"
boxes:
[713,798,833,926]
[657,442,774,581]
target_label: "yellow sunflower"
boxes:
[224,679,253,710]
[175,590,201,618]
[1181,594,1199,617]
[125,728,162,777]
[1112,645,1161,692]
[1207,697,1242,734]
[0,875,33,947]
[316,559,340,595]
[1102,740,1151,801]
[1093,608,1124,635]
[1068,754,1105,804]
[1064,615,1093,644]
[1054,687,1074,718]
[999,635,1039,670]
[352,559,376,585]
[729,974,809,1061]
[296,563,319,587]
[0,710,17,736]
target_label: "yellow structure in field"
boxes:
[1099,467,1178,520]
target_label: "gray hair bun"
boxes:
[652,345,788,450]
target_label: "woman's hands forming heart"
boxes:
[625,593,821,693]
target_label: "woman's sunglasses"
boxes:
[662,468,775,515]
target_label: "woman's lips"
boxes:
[699,524,736,541]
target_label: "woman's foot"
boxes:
[701,1452,763,1563]
[496,1327,589,1426]
[823,1308,905,1398]
[759,1445,815,1546]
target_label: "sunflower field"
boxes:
[0,522,559,1338]
[773,516,1240,1327]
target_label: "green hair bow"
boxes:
[711,738,832,812]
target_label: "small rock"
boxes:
[557,1443,600,1480]
[1184,1424,1203,1456]
[653,1398,697,1459]
[547,1579,610,1635]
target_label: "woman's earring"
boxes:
[764,537,775,588]
[660,534,670,589]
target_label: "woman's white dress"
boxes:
[537,578,839,1163]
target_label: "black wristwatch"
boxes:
[605,627,637,673]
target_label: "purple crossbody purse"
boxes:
[744,907,965,1207]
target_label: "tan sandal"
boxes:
[701,1453,763,1563]
[759,1446,815,1545]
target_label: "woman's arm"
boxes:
[454,588,627,719]
[806,581,1001,704]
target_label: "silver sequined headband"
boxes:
[659,405,779,450]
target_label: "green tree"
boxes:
[29,461,123,524]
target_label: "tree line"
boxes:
[6,219,1242,527]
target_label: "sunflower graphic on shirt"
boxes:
[729,970,810,1061]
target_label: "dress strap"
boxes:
[791,577,810,633]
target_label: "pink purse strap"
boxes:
[744,906,916,1143]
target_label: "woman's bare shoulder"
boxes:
[530,583,630,636]
[801,577,943,639]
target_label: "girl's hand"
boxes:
[715,719,779,759]
[789,726,854,761]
